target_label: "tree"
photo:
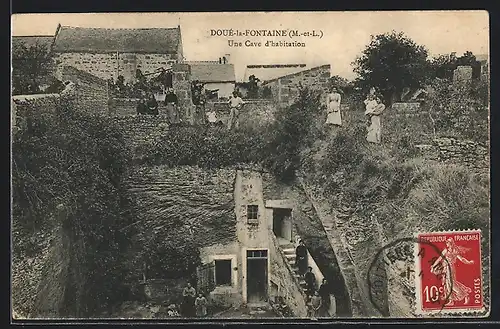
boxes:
[246,75,260,98]
[352,31,432,105]
[12,42,53,95]
[430,51,481,80]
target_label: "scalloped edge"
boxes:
[413,229,489,317]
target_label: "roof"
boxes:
[243,64,307,82]
[52,26,181,54]
[189,63,235,83]
[12,36,54,58]
[263,64,331,84]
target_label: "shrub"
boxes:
[12,99,135,316]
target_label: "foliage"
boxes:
[12,99,135,316]
[12,43,53,95]
[263,85,323,182]
[430,51,482,80]
[142,124,267,168]
[352,31,432,105]
[425,77,489,143]
[191,80,206,105]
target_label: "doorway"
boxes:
[272,208,293,242]
[246,250,268,303]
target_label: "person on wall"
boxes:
[364,87,386,144]
[227,90,244,130]
[164,87,180,125]
[325,87,342,127]
[146,93,159,116]
[295,240,308,275]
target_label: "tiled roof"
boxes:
[12,36,54,58]
[262,64,331,84]
[243,64,307,82]
[189,63,235,83]
[52,26,181,54]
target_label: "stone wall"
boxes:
[263,65,331,106]
[269,232,308,317]
[59,66,109,115]
[431,137,489,170]
[205,100,277,128]
[54,52,178,83]
[382,102,434,145]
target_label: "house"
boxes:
[187,55,235,99]
[51,24,184,83]
[126,165,329,315]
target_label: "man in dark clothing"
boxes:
[295,240,308,275]
[146,94,159,115]
[318,278,331,316]
[164,88,180,124]
[304,266,316,296]
[136,98,148,115]
[182,282,197,317]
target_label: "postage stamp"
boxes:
[414,230,485,315]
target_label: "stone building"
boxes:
[51,25,184,83]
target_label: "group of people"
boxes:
[180,282,209,318]
[136,88,181,125]
[135,89,245,130]
[295,240,333,318]
[325,86,387,144]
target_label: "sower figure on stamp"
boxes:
[304,266,317,295]
[430,238,475,306]
[182,282,197,317]
[295,240,308,275]
[364,87,386,144]
[227,91,244,130]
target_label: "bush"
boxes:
[426,78,489,143]
[12,99,136,316]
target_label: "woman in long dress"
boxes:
[430,238,475,306]
[364,87,386,144]
[325,87,342,126]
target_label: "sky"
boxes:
[11,11,489,81]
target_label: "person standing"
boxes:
[164,88,180,124]
[325,87,342,126]
[318,278,331,316]
[227,91,244,130]
[182,282,197,317]
[310,291,322,319]
[146,93,159,116]
[136,97,148,115]
[295,240,308,275]
[364,87,386,144]
[304,266,317,296]
[195,293,208,317]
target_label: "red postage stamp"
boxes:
[414,230,485,315]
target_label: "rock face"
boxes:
[125,165,238,247]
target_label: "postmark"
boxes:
[415,229,485,315]
[367,237,453,317]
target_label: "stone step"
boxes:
[282,248,295,254]
[285,254,296,261]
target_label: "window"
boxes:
[215,259,232,286]
[247,250,268,258]
[247,205,259,223]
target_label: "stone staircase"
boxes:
[278,240,308,296]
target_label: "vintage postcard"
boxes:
[11,11,490,321]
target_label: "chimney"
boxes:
[224,53,231,64]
